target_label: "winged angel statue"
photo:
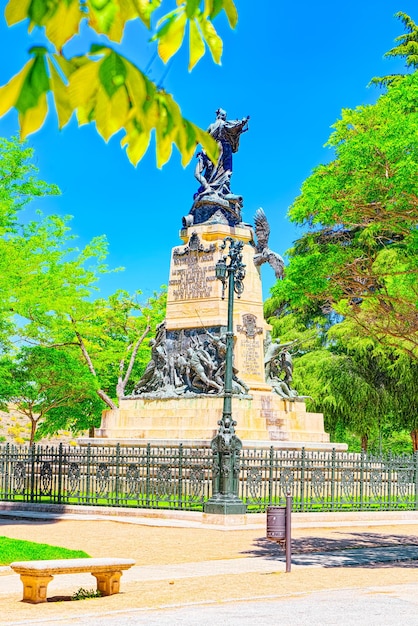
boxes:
[252,208,285,279]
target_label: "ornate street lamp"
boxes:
[204,237,247,515]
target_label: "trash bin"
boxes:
[266,506,286,543]
[266,493,292,572]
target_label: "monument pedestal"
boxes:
[90,390,346,451]
[89,222,345,452]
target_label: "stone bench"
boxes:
[10,557,136,603]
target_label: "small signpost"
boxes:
[266,492,292,573]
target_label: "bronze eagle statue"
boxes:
[252,208,285,279]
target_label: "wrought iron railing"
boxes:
[241,447,418,512]
[1,443,417,513]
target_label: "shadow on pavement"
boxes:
[243,532,418,568]
[0,516,59,526]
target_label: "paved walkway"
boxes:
[1,508,418,624]
[7,585,418,626]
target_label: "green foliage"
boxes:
[385,12,418,68]
[35,393,104,440]
[19,282,167,408]
[0,136,59,219]
[371,12,418,87]
[0,140,112,360]
[272,37,418,357]
[272,19,418,445]
[0,137,166,435]
[72,587,102,600]
[0,137,60,352]
[0,347,102,444]
[266,305,418,452]
[375,426,413,455]
[386,351,418,436]
[333,423,413,455]
[331,423,363,453]
[0,536,90,565]
[0,1,240,166]
[53,287,167,404]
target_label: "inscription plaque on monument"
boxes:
[235,313,265,382]
[239,336,262,377]
[169,251,216,301]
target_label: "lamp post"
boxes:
[204,237,247,515]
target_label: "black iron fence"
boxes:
[1,443,418,513]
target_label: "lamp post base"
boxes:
[203,494,247,515]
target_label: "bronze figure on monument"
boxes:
[252,208,285,279]
[184,108,250,228]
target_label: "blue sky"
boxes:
[0,1,416,300]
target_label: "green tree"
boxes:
[0,347,102,445]
[316,343,392,453]
[272,52,418,356]
[371,12,418,87]
[387,351,418,451]
[0,138,110,354]
[265,14,418,452]
[41,288,167,409]
[0,136,60,351]
[264,300,418,453]
[1,137,166,425]
[0,1,240,166]
[35,393,105,440]
[6,204,166,412]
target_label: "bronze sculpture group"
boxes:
[133,322,249,397]
[134,323,300,399]
[263,335,299,399]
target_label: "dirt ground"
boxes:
[2,517,418,566]
[1,517,418,624]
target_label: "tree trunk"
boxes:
[29,418,37,447]
[361,434,368,452]
[116,377,125,401]
[73,326,118,410]
[116,325,151,401]
[89,425,95,438]
[410,430,418,452]
[97,388,117,410]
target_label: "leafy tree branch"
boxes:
[0,1,240,166]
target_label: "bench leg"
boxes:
[92,571,122,596]
[20,574,54,604]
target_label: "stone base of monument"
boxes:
[80,391,347,452]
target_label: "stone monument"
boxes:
[94,109,344,451]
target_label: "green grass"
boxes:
[0,536,90,565]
